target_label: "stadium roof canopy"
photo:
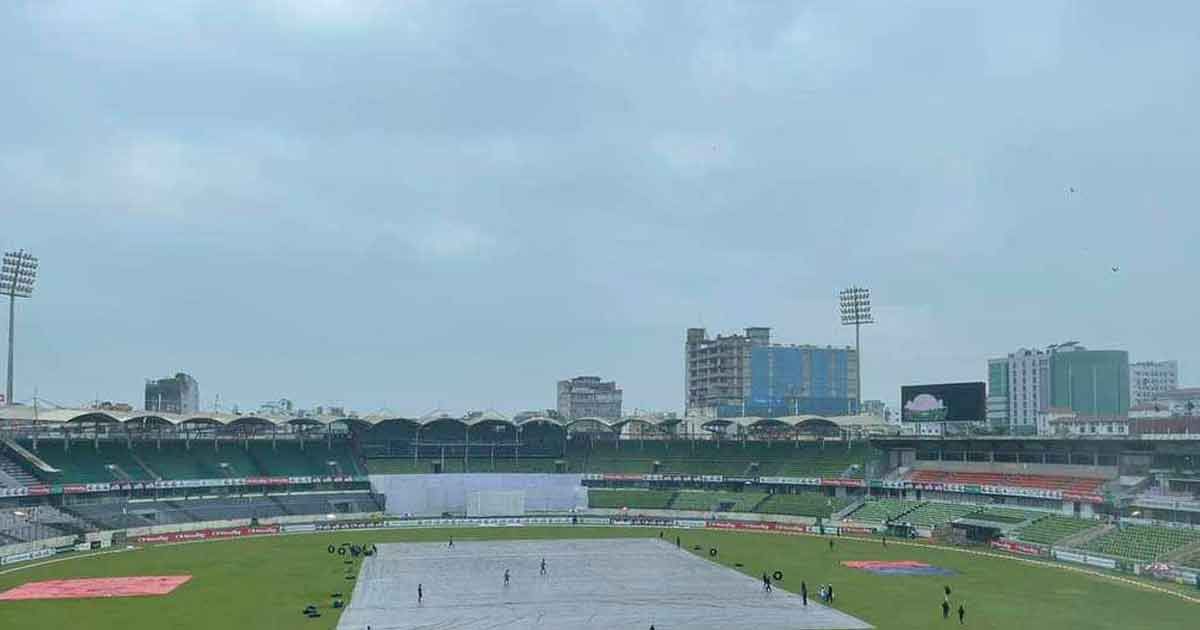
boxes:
[697,414,888,432]
[0,406,689,433]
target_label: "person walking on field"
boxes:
[801,581,808,606]
[958,603,965,625]
[941,599,949,620]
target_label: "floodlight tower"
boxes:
[2,250,39,406]
[839,286,873,414]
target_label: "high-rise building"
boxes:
[1130,360,1178,406]
[685,327,858,418]
[557,376,622,420]
[988,342,1128,432]
[144,372,200,415]
[987,348,1052,431]
[986,357,1010,426]
[1049,345,1129,417]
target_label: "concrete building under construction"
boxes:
[557,376,622,420]
[145,372,200,415]
[685,327,858,418]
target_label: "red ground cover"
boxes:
[0,575,192,601]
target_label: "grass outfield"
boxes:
[0,527,1194,629]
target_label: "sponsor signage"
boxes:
[133,525,280,544]
[821,478,866,488]
[642,474,724,483]
[1062,492,1105,505]
[0,476,367,498]
[1141,562,1200,586]
[1052,549,1117,570]
[0,548,56,566]
[758,477,821,486]
[991,538,1046,557]
[705,520,812,535]
[314,521,387,532]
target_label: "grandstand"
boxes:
[900,502,980,527]
[5,440,363,484]
[365,440,876,478]
[58,492,382,531]
[967,506,1043,525]
[1079,524,1200,562]
[844,499,923,523]
[588,489,676,510]
[755,492,850,519]
[670,490,767,513]
[1012,516,1103,545]
[907,469,1107,496]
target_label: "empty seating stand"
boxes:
[907,470,1106,496]
[1012,516,1103,545]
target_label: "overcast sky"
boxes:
[2,1,1197,415]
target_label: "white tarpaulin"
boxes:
[370,474,586,516]
[468,490,525,516]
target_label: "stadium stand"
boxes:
[670,490,767,513]
[0,449,38,487]
[755,492,850,519]
[900,502,981,527]
[1079,524,1200,561]
[968,506,1043,524]
[588,489,676,510]
[24,442,155,483]
[907,469,1107,495]
[1011,516,1104,545]
[365,441,877,477]
[61,492,383,531]
[844,499,923,523]
[7,440,364,483]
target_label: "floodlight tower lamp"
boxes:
[2,250,39,407]
[838,286,874,414]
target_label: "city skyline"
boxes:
[3,3,1198,414]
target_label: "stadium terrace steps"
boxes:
[670,490,768,513]
[756,492,850,519]
[1011,516,1105,546]
[1078,524,1200,562]
[588,489,677,510]
[0,456,37,488]
[968,507,1043,525]
[844,499,924,523]
[9,440,362,484]
[365,441,877,478]
[900,502,980,527]
[907,469,1107,495]
[1165,538,1200,563]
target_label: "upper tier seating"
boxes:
[13,440,363,484]
[907,469,1106,495]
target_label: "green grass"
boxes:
[0,527,1195,629]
